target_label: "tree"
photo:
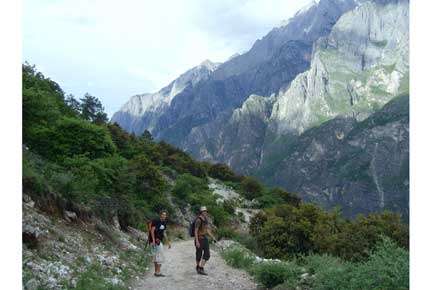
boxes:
[269,187,301,207]
[130,155,168,199]
[80,93,108,124]
[32,117,116,161]
[208,163,241,182]
[22,63,67,144]
[65,94,81,116]
[140,130,153,142]
[241,176,264,200]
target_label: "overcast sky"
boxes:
[23,0,312,116]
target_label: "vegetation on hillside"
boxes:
[221,236,408,290]
[23,63,409,290]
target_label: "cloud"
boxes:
[23,0,312,115]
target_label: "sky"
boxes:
[23,0,312,116]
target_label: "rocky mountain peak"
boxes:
[198,59,220,71]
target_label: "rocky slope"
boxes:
[22,194,152,290]
[267,0,409,136]
[262,95,409,221]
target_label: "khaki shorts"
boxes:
[152,242,165,264]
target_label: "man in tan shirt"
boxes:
[194,206,217,275]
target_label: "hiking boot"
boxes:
[198,267,208,275]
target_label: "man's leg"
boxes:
[196,241,203,272]
[154,243,165,276]
[154,262,160,274]
[198,238,209,275]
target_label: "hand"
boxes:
[195,240,200,248]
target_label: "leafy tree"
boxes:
[269,187,301,207]
[107,123,138,159]
[129,155,168,200]
[240,176,264,200]
[80,93,108,124]
[208,163,241,182]
[172,174,209,203]
[31,117,116,161]
[65,94,81,116]
[157,141,207,178]
[140,129,153,142]
[23,63,68,144]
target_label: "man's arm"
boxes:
[163,231,171,248]
[207,228,217,243]
[150,226,156,246]
[194,219,200,248]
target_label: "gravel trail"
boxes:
[133,240,257,290]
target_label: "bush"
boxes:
[31,117,116,161]
[250,203,409,261]
[251,262,299,289]
[346,237,409,290]
[222,246,255,270]
[216,226,238,240]
[209,206,230,227]
[240,176,264,200]
[256,193,285,209]
[234,233,260,255]
[301,237,409,290]
[172,174,210,204]
[208,163,242,182]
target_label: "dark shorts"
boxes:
[195,236,210,262]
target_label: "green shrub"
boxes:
[251,262,299,289]
[256,192,285,208]
[347,237,409,290]
[240,176,264,200]
[216,226,238,240]
[209,206,230,227]
[208,163,242,182]
[250,203,409,261]
[222,199,236,215]
[172,174,209,204]
[33,117,116,161]
[291,237,409,290]
[222,246,255,270]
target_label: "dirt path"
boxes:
[133,240,257,290]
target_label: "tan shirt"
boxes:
[195,216,209,237]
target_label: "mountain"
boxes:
[112,0,358,140]
[263,95,409,221]
[110,59,220,135]
[223,0,409,219]
[112,0,409,220]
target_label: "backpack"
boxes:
[189,216,204,237]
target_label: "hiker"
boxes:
[194,206,217,275]
[149,210,171,277]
